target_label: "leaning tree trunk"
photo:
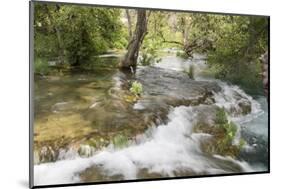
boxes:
[125,9,133,41]
[260,51,268,101]
[119,10,148,70]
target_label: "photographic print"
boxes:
[30,1,269,188]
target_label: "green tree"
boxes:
[207,16,268,93]
[34,3,125,66]
[120,10,148,69]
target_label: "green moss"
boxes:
[112,134,128,149]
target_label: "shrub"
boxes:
[195,107,246,157]
[224,121,237,142]
[215,108,237,143]
[130,81,143,96]
[139,44,161,66]
[34,58,50,75]
[215,107,228,125]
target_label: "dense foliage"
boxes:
[186,14,268,90]
[163,13,268,93]
[34,3,268,94]
[34,3,126,65]
[205,16,268,93]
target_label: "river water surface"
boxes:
[34,53,268,185]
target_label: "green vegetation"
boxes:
[124,81,143,103]
[139,46,161,66]
[238,138,246,149]
[167,14,267,93]
[202,16,268,93]
[33,3,268,173]
[130,81,143,97]
[215,107,228,125]
[194,107,247,157]
[34,58,50,75]
[34,3,268,93]
[34,3,126,67]
[214,107,237,144]
[112,134,128,149]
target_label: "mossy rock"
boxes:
[194,123,240,158]
[238,100,252,115]
[193,107,244,158]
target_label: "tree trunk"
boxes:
[120,10,148,70]
[125,9,133,41]
[180,16,195,58]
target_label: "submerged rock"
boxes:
[35,66,252,164]
[134,66,221,110]
[238,100,252,115]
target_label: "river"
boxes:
[33,53,268,186]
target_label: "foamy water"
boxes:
[34,55,268,186]
[34,106,254,185]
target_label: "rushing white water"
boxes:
[35,106,254,185]
[155,54,265,126]
[242,97,268,139]
[34,55,268,186]
[154,54,268,165]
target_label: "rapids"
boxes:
[34,53,268,185]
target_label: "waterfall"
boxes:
[34,106,255,185]
[34,55,268,186]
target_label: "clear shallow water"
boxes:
[34,54,268,185]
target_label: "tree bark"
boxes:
[120,10,148,70]
[125,9,133,41]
